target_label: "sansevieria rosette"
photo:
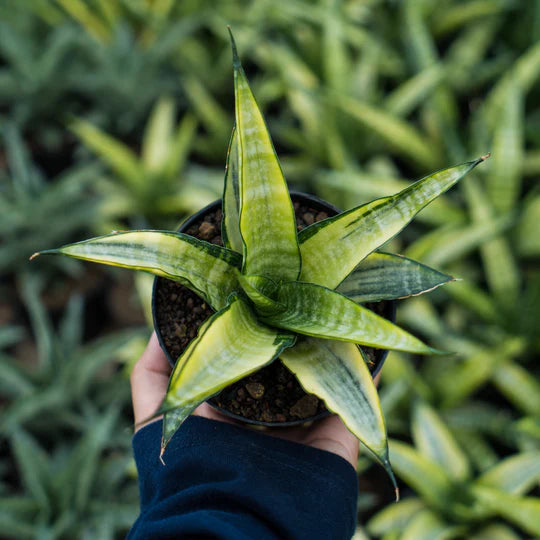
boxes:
[32,29,489,498]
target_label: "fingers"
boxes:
[130,332,171,432]
[192,402,239,425]
[261,414,359,469]
[302,415,359,469]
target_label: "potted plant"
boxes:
[31,30,488,498]
[151,190,397,428]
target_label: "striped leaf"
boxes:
[162,113,197,182]
[389,440,453,510]
[517,194,540,256]
[469,523,523,540]
[32,231,241,310]
[412,401,471,482]
[281,337,398,498]
[331,93,441,170]
[261,281,437,354]
[476,452,540,495]
[385,65,445,117]
[367,498,426,536]
[471,485,540,537]
[313,170,465,227]
[486,81,523,214]
[400,510,463,540]
[141,96,175,173]
[462,172,521,306]
[71,118,143,190]
[492,361,540,416]
[160,294,295,453]
[229,29,301,281]
[10,430,51,513]
[221,126,243,253]
[336,252,454,303]
[404,215,512,267]
[436,348,497,407]
[299,157,487,289]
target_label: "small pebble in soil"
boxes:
[303,212,315,225]
[245,382,265,399]
[174,323,187,338]
[290,395,319,418]
[261,410,274,423]
[198,221,216,240]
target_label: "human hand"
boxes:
[131,333,380,470]
[130,332,171,432]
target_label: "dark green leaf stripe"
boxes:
[160,294,295,453]
[261,281,436,354]
[229,29,301,282]
[336,252,454,303]
[299,157,487,289]
[281,337,398,497]
[222,126,243,253]
[35,231,242,310]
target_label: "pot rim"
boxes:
[152,191,395,426]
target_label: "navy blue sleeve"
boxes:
[128,416,358,540]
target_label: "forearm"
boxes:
[129,416,358,540]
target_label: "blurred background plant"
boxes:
[0,0,538,538]
[71,96,222,230]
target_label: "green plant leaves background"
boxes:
[1,1,539,538]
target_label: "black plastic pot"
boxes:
[152,192,395,426]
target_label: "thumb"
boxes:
[130,332,171,431]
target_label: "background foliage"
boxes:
[0,0,539,538]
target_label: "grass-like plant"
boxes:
[31,31,488,496]
[368,402,540,538]
[0,125,99,273]
[72,97,221,228]
[0,273,143,538]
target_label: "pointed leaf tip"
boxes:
[227,26,241,68]
[30,248,58,260]
[481,152,491,161]
[383,458,400,502]
[429,347,452,356]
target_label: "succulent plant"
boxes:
[71,96,222,229]
[367,402,540,538]
[0,125,99,273]
[0,273,143,539]
[31,31,488,496]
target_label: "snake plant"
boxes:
[31,31,488,496]
[367,402,540,538]
[71,97,221,229]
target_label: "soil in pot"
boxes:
[153,194,391,425]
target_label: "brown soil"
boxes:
[154,194,390,424]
